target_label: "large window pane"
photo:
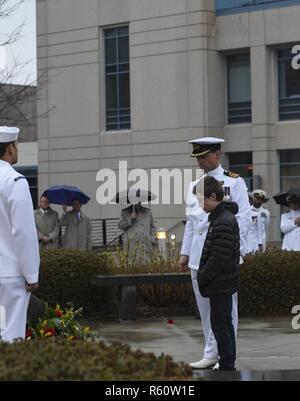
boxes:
[15,166,38,209]
[119,73,130,108]
[278,47,300,121]
[118,37,129,63]
[118,26,129,36]
[104,25,131,131]
[227,54,252,124]
[105,38,117,64]
[106,75,117,110]
[228,152,253,190]
[228,64,251,103]
[280,150,300,191]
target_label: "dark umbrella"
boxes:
[273,188,300,207]
[42,185,90,206]
[114,188,157,204]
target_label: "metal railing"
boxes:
[60,218,124,249]
[60,218,188,251]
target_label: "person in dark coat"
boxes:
[196,176,240,371]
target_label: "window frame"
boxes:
[102,24,131,133]
[279,149,300,191]
[278,46,300,122]
[226,53,252,125]
[15,165,38,209]
[228,151,253,190]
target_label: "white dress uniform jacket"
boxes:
[0,160,40,283]
[181,164,251,270]
[281,210,300,251]
[255,206,270,250]
[0,159,40,342]
[246,207,264,253]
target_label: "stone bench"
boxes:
[90,272,192,321]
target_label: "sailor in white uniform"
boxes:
[281,195,300,251]
[0,126,40,342]
[251,190,270,252]
[246,200,264,254]
[179,137,251,369]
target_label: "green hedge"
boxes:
[239,250,300,315]
[0,340,192,381]
[36,249,112,315]
[36,249,300,317]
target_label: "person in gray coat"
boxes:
[119,202,157,262]
[60,199,93,250]
[34,196,60,249]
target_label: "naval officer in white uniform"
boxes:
[281,195,300,251]
[0,126,40,342]
[179,137,251,369]
[250,190,270,252]
[246,197,264,254]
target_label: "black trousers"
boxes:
[210,294,236,370]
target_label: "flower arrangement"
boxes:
[26,305,92,341]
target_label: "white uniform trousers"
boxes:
[191,269,238,359]
[0,277,30,342]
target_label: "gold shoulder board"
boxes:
[224,170,240,179]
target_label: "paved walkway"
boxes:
[86,316,300,375]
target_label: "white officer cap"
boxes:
[252,189,269,203]
[189,137,225,157]
[0,126,20,143]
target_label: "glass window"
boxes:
[280,150,300,191]
[227,54,252,124]
[216,1,291,12]
[278,47,300,121]
[104,26,131,131]
[228,152,253,190]
[15,166,38,209]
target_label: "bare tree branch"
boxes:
[0,0,24,19]
[0,1,25,47]
[0,0,53,136]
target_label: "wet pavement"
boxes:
[193,370,300,381]
[85,316,300,380]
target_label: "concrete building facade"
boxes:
[36,0,300,243]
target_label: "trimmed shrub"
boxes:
[239,250,300,315]
[0,340,192,381]
[36,249,112,315]
[106,248,195,313]
[36,249,300,317]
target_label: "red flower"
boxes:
[26,329,33,338]
[55,310,63,317]
[44,327,56,336]
[167,319,174,325]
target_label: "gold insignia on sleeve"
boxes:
[224,170,240,179]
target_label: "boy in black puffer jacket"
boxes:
[196,176,240,371]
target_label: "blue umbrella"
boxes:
[42,185,90,206]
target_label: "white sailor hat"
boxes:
[189,137,225,157]
[252,189,269,202]
[0,126,20,143]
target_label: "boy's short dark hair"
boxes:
[204,176,224,201]
[0,141,15,158]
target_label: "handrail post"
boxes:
[102,219,107,246]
